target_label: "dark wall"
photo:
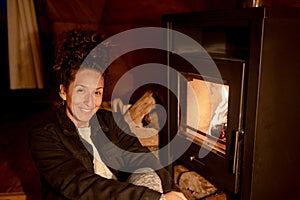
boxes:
[0,12,9,93]
[34,0,238,102]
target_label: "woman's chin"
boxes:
[76,112,94,122]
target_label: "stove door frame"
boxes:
[163,57,246,194]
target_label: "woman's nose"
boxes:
[84,93,94,106]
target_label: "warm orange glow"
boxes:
[208,85,229,137]
[186,78,229,138]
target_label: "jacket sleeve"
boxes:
[28,121,163,200]
[98,110,180,194]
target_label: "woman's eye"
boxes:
[76,88,85,94]
[95,91,102,96]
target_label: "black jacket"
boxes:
[29,106,178,200]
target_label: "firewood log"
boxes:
[128,90,155,127]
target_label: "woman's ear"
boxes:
[59,84,67,101]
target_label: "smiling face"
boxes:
[60,68,104,128]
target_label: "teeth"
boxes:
[81,108,92,112]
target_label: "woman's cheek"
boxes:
[71,95,84,105]
[95,98,102,107]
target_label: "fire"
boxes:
[208,85,229,138]
[186,77,229,139]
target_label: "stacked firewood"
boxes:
[101,90,159,148]
[174,165,220,200]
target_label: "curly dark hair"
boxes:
[53,30,108,89]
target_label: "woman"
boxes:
[29,30,186,200]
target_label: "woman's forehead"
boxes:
[74,69,104,87]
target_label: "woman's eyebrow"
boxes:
[75,84,103,89]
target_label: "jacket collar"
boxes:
[55,105,76,136]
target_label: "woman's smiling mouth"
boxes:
[80,108,94,113]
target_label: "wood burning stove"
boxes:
[160,7,300,199]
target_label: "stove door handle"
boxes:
[232,130,244,174]
[189,156,206,167]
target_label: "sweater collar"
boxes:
[56,105,105,137]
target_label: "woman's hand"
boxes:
[163,191,187,200]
